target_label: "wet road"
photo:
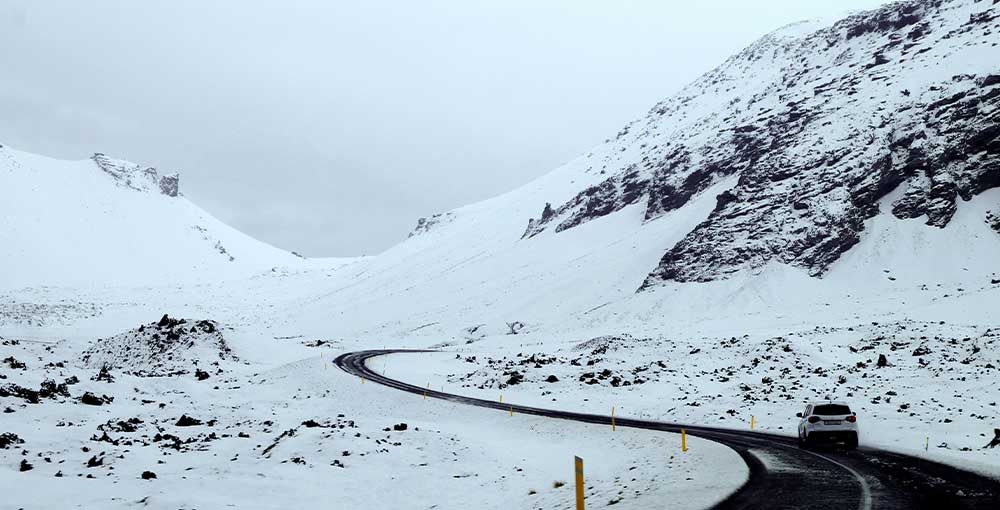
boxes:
[336,349,1000,509]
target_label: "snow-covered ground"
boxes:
[1,331,745,509]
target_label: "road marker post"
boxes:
[611,406,616,432]
[681,429,688,452]
[499,394,503,404]
[750,415,755,430]
[424,383,429,400]
[509,405,513,417]
[361,375,365,385]
[925,437,929,451]
[574,456,585,510]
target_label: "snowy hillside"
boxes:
[0,145,310,289]
[516,0,1000,286]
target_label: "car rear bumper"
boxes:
[806,430,858,443]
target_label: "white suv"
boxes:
[797,402,859,449]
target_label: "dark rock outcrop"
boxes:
[79,392,114,406]
[175,415,202,427]
[0,432,23,449]
[91,153,179,197]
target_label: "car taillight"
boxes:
[808,416,820,423]
[846,415,856,423]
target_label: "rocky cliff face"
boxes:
[520,0,999,287]
[92,153,179,197]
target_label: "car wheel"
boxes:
[845,433,858,450]
[799,433,809,449]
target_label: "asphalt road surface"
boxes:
[336,349,1000,509]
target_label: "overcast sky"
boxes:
[0,0,888,256]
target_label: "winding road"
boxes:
[336,349,1000,509]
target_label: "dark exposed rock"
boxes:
[844,1,926,39]
[877,354,889,368]
[195,369,210,381]
[91,431,117,444]
[392,423,408,432]
[94,366,114,383]
[986,429,1000,449]
[86,455,104,468]
[158,174,179,197]
[0,384,38,403]
[408,212,455,238]
[141,470,157,480]
[1,379,70,404]
[0,432,23,449]
[505,322,525,335]
[988,212,1000,234]
[506,371,525,386]
[175,415,202,427]
[20,460,33,472]
[545,375,559,383]
[39,380,70,399]
[2,356,25,369]
[91,153,179,196]
[158,314,175,328]
[79,392,113,406]
[101,418,142,433]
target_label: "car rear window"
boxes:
[813,404,851,416]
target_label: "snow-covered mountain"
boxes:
[265,0,1000,341]
[0,145,308,289]
[518,0,1000,286]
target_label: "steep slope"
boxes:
[514,0,1000,286]
[0,145,305,289]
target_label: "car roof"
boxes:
[807,401,850,406]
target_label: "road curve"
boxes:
[336,349,1000,510]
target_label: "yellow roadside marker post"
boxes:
[499,394,503,404]
[361,376,365,385]
[750,415,755,430]
[509,405,513,417]
[574,456,585,510]
[611,406,616,432]
[681,429,688,452]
